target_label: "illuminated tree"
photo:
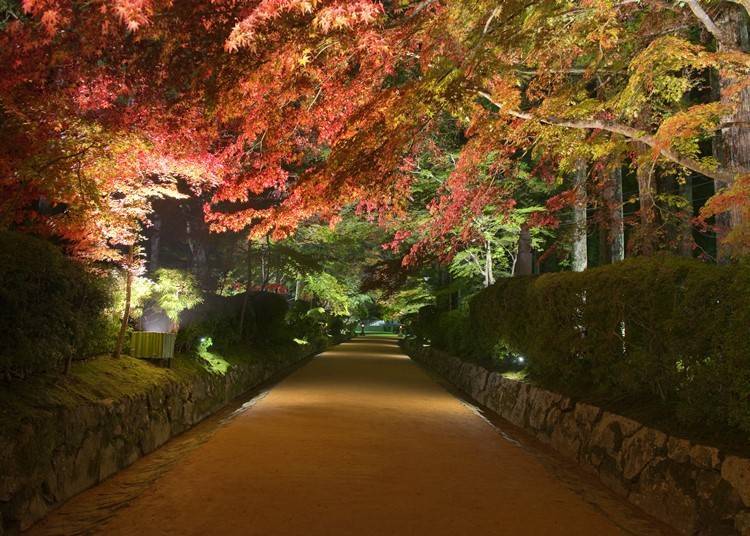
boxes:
[1,0,749,267]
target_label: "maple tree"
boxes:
[1,0,749,271]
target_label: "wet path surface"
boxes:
[29,337,673,535]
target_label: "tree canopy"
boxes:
[1,0,749,270]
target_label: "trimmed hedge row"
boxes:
[470,256,750,434]
[410,304,509,371]
[177,294,352,355]
[0,232,112,379]
[412,256,750,435]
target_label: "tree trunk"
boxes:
[274,252,283,286]
[572,160,588,271]
[185,215,209,286]
[717,5,750,173]
[260,235,270,290]
[679,176,695,257]
[636,153,658,256]
[113,245,134,359]
[483,241,495,287]
[715,4,750,261]
[239,241,253,338]
[609,165,625,262]
[515,224,533,275]
[179,199,216,290]
[295,279,302,301]
[150,212,161,271]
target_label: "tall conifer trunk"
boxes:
[609,165,625,262]
[150,212,161,271]
[679,176,695,257]
[515,224,533,275]
[113,245,134,359]
[483,240,495,287]
[572,160,588,271]
[239,241,253,338]
[715,4,750,260]
[635,147,659,256]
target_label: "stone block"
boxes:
[628,458,698,535]
[549,409,581,461]
[667,436,691,464]
[621,426,667,481]
[736,510,750,536]
[588,412,642,463]
[723,456,750,507]
[507,383,530,428]
[690,444,721,470]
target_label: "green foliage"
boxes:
[111,273,154,322]
[0,232,112,379]
[448,207,549,285]
[378,278,434,320]
[152,268,203,328]
[0,0,22,30]
[469,256,750,435]
[286,302,328,348]
[250,291,290,343]
[410,303,511,371]
[302,272,351,316]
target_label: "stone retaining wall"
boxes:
[407,343,750,535]
[0,345,324,534]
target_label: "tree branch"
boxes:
[476,91,737,184]
[33,146,93,172]
[407,0,438,19]
[483,7,502,35]
[683,0,729,46]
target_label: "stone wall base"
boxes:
[0,344,327,534]
[406,342,750,535]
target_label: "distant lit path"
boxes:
[29,337,672,535]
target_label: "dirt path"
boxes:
[30,337,673,536]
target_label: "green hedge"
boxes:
[177,291,293,353]
[0,232,112,379]
[410,303,511,371]
[469,256,750,434]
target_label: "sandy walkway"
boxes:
[29,337,671,535]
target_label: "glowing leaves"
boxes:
[225,0,321,52]
[225,0,384,52]
[616,36,714,120]
[21,0,157,35]
[112,0,154,31]
[313,1,384,34]
[653,102,726,161]
[22,0,70,34]
[484,76,521,113]
[72,74,129,111]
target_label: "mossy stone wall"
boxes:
[0,347,317,534]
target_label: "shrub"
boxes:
[287,302,328,347]
[174,295,243,354]
[327,315,353,339]
[412,303,509,370]
[152,268,203,332]
[176,291,291,353]
[251,291,290,343]
[0,232,111,379]
[468,256,750,434]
